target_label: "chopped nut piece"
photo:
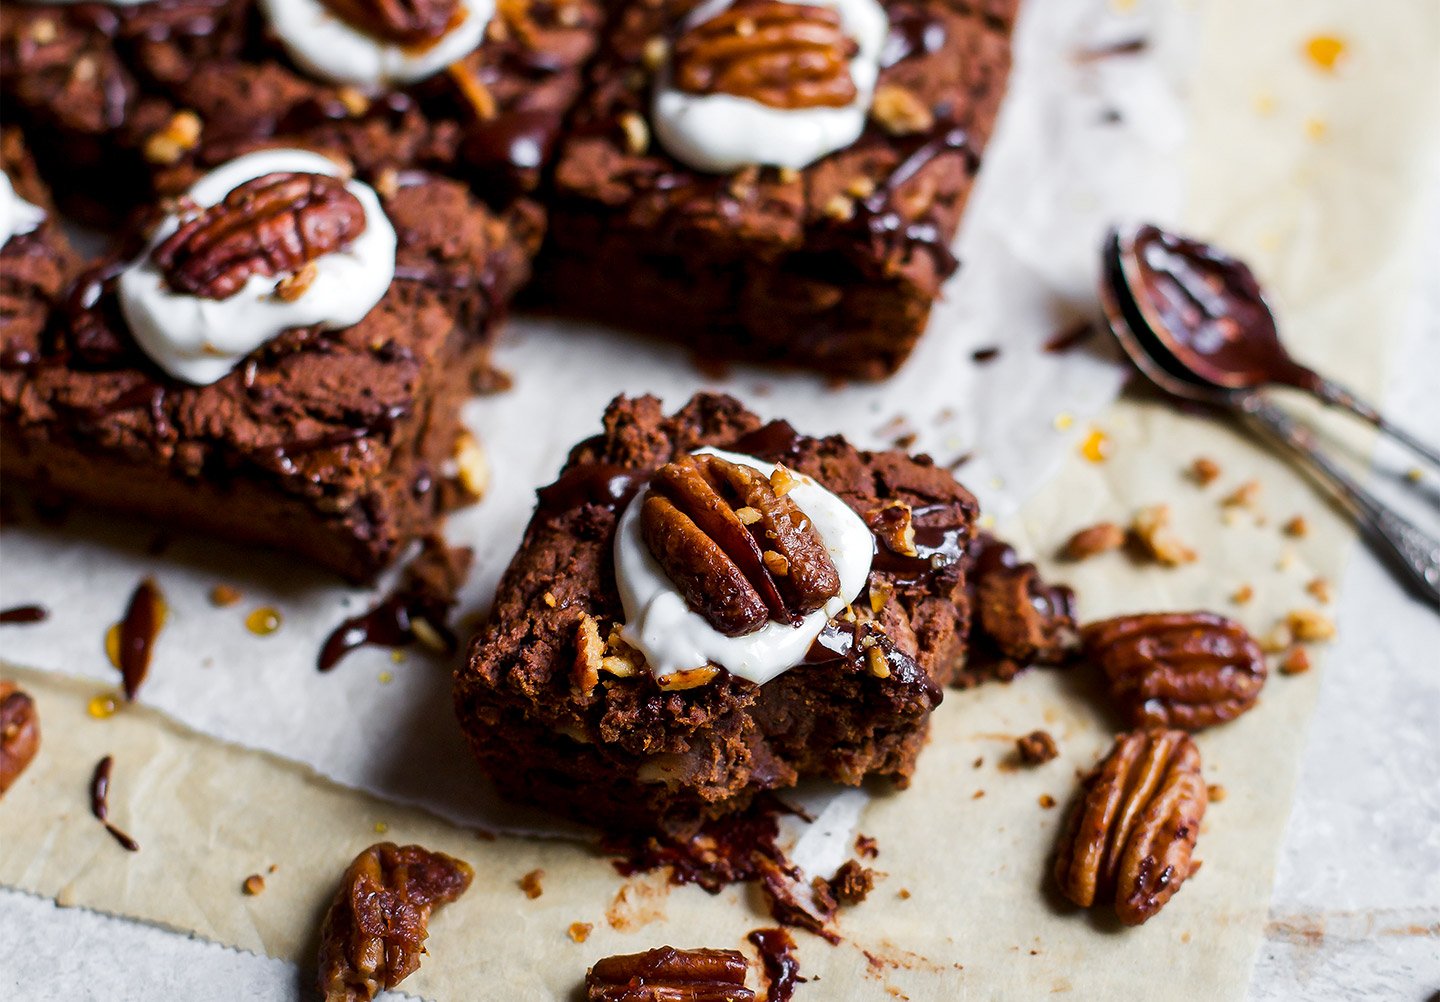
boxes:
[618,111,650,155]
[762,551,790,577]
[865,644,890,678]
[871,83,935,135]
[543,591,558,608]
[1207,784,1227,802]
[454,432,489,500]
[586,947,754,1002]
[825,860,876,905]
[0,680,41,796]
[1039,794,1057,809]
[657,666,720,691]
[1130,505,1197,565]
[1016,730,1059,765]
[1221,480,1262,509]
[1230,584,1254,605]
[573,615,604,696]
[519,868,544,899]
[642,35,669,70]
[1084,611,1268,731]
[822,193,855,220]
[336,86,370,117]
[30,18,58,44]
[1259,623,1293,654]
[274,261,318,302]
[1282,515,1309,537]
[1060,522,1125,561]
[210,584,243,607]
[242,874,266,896]
[1305,577,1333,604]
[142,111,203,165]
[1189,457,1221,485]
[768,465,796,496]
[568,921,593,943]
[1054,729,1207,925]
[599,655,638,678]
[448,63,497,120]
[865,500,918,558]
[735,506,762,525]
[1286,608,1336,642]
[317,842,473,1002]
[1278,646,1312,675]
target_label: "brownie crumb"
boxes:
[855,834,879,859]
[1016,730,1060,765]
[824,860,876,906]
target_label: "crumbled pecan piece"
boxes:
[1060,522,1125,561]
[1189,456,1221,485]
[320,0,462,45]
[1016,729,1059,765]
[0,680,40,796]
[1083,611,1267,731]
[865,501,918,557]
[672,0,859,109]
[824,859,875,905]
[317,842,473,1002]
[586,946,754,1001]
[1286,607,1335,642]
[1054,729,1207,925]
[642,454,839,636]
[870,83,935,135]
[1130,505,1197,565]
[975,561,1080,667]
[152,171,366,301]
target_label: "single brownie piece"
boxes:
[454,393,979,832]
[0,146,540,582]
[0,0,603,223]
[531,0,1018,379]
[1,128,80,364]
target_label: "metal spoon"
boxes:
[1114,223,1440,467]
[1100,227,1440,609]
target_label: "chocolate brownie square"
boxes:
[531,0,1018,379]
[1,128,79,364]
[0,0,603,223]
[0,146,540,582]
[453,393,979,832]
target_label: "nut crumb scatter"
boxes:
[1286,608,1336,642]
[520,868,544,899]
[1230,584,1254,605]
[567,922,593,943]
[1206,784,1227,803]
[1282,515,1309,538]
[1130,505,1198,565]
[1060,522,1125,561]
[1305,577,1333,604]
[1278,647,1312,675]
[1038,794,1057,809]
[243,874,266,896]
[1259,624,1293,654]
[1221,480,1262,510]
[1016,730,1060,765]
[897,887,912,899]
[1189,457,1221,485]
[210,584,243,607]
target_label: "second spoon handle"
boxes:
[1305,373,1440,469]
[1238,394,1440,609]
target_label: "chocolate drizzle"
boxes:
[804,619,941,704]
[115,578,165,701]
[880,2,948,68]
[89,755,140,852]
[748,928,803,1002]
[534,462,643,518]
[868,502,969,585]
[0,605,48,625]
[728,420,804,464]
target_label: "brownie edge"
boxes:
[454,393,979,832]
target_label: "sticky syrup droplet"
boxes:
[88,693,120,719]
[374,821,389,834]
[1304,34,1346,72]
[105,624,122,670]
[1053,412,1074,431]
[245,607,283,636]
[1081,428,1111,463]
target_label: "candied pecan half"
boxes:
[152,171,366,301]
[317,842,473,1002]
[586,946,755,1001]
[1083,611,1267,731]
[672,0,859,110]
[0,681,40,796]
[320,0,462,45]
[1054,729,1207,926]
[642,453,839,636]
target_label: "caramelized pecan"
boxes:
[1083,611,1267,731]
[317,842,473,1002]
[642,453,839,636]
[152,172,366,301]
[320,0,462,45]
[1054,729,1207,925]
[586,946,755,1001]
[672,0,859,110]
[0,681,40,796]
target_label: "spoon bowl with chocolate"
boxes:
[1101,226,1440,610]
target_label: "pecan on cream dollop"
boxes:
[671,0,860,110]
[152,171,367,301]
[640,453,839,636]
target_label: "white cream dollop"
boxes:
[1,171,46,246]
[117,148,396,386]
[651,0,888,173]
[259,0,494,88]
[615,447,874,686]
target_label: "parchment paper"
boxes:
[2,0,1438,997]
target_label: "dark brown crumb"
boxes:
[1015,730,1059,765]
[855,834,879,859]
[1044,321,1095,354]
[824,860,875,906]
[972,346,1000,364]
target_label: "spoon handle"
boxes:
[1239,395,1440,610]
[1305,374,1440,469]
